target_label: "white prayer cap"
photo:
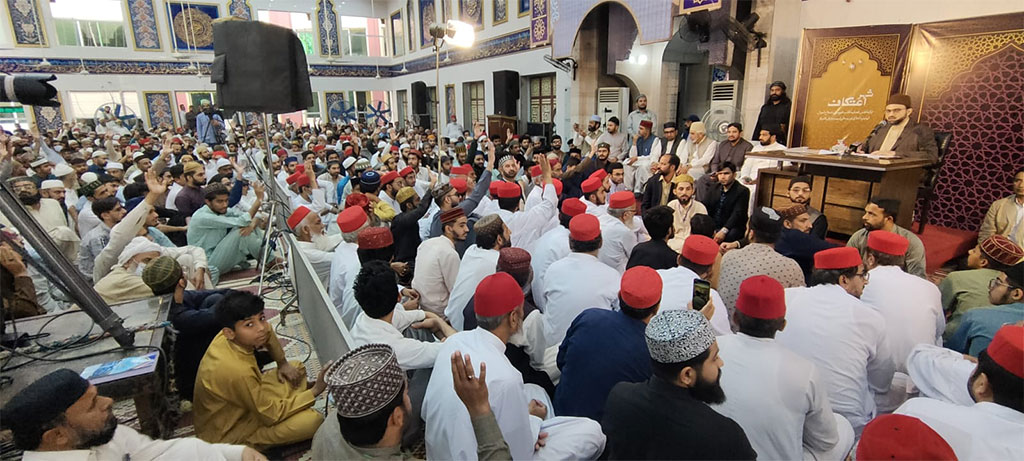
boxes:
[215,158,231,169]
[29,157,49,167]
[399,143,410,151]
[377,140,388,149]
[132,151,146,161]
[112,134,121,141]
[53,163,75,177]
[645,309,715,364]
[117,237,164,268]
[40,180,64,190]
[105,162,124,171]
[342,157,357,169]
[80,172,99,184]
[91,150,107,158]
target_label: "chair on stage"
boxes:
[915,131,952,234]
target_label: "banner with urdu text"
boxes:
[790,26,913,149]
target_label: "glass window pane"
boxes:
[541,77,551,95]
[55,19,79,46]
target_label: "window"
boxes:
[428,87,438,129]
[0,103,30,132]
[529,75,556,123]
[51,0,126,48]
[342,16,388,57]
[67,92,142,129]
[465,81,486,125]
[307,92,321,122]
[257,10,315,55]
[390,12,405,56]
[396,90,408,129]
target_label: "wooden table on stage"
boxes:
[748,150,932,235]
[0,296,173,438]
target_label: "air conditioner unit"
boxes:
[597,87,630,126]
[710,80,739,110]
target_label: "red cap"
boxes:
[474,272,525,317]
[488,182,501,197]
[608,191,635,209]
[548,157,560,167]
[171,137,183,144]
[440,207,465,224]
[286,171,302,185]
[336,206,368,233]
[345,192,369,210]
[735,275,786,319]
[814,247,863,270]
[399,166,414,178]
[867,231,910,256]
[287,206,312,230]
[390,145,399,152]
[451,165,471,176]
[344,146,354,156]
[357,227,393,250]
[682,235,718,266]
[569,214,601,241]
[407,149,421,157]
[987,325,1024,379]
[581,177,602,194]
[551,178,563,196]
[529,165,542,177]
[497,182,521,199]
[512,135,520,140]
[620,266,662,309]
[450,178,468,194]
[639,120,653,129]
[381,171,399,185]
[276,149,288,158]
[312,144,325,152]
[295,174,310,187]
[589,169,608,181]
[561,198,587,217]
[212,150,228,159]
[856,414,957,461]
[295,164,306,174]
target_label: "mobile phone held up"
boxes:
[692,279,711,311]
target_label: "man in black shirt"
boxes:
[702,162,750,243]
[627,205,678,270]
[602,309,755,460]
[754,81,792,145]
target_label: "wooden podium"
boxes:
[487,114,517,143]
[748,150,932,235]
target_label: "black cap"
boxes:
[770,81,787,90]
[663,121,677,129]
[2,369,90,449]
[749,206,783,235]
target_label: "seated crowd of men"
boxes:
[1,102,1022,461]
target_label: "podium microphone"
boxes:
[0,74,60,107]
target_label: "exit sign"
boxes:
[0,106,24,114]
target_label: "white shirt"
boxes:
[77,204,101,237]
[740,141,787,181]
[424,328,540,461]
[419,201,440,241]
[860,265,944,373]
[596,214,637,274]
[290,189,330,219]
[542,252,621,347]
[524,184,558,235]
[679,138,718,175]
[713,333,839,461]
[445,121,465,140]
[165,182,183,211]
[350,307,441,370]
[494,183,558,250]
[22,425,245,461]
[445,245,500,331]
[776,285,896,432]
[582,198,607,216]
[906,344,976,406]
[328,241,361,328]
[378,190,402,214]
[530,226,570,312]
[295,235,340,288]
[896,398,1024,460]
[655,266,732,336]
[412,236,462,315]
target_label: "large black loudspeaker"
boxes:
[212,21,311,113]
[493,71,519,117]
[410,81,429,126]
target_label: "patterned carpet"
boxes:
[113,265,326,461]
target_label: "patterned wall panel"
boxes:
[227,0,253,20]
[31,95,64,133]
[5,0,47,46]
[316,0,341,56]
[530,0,549,47]
[549,0,674,58]
[903,13,1024,231]
[166,2,219,52]
[126,0,162,51]
[144,92,175,129]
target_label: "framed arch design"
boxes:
[549,0,674,58]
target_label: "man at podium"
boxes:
[858,94,939,164]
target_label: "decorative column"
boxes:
[316,0,341,56]
[126,0,162,50]
[5,0,47,46]
[530,0,550,47]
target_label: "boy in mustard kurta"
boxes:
[193,290,328,448]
